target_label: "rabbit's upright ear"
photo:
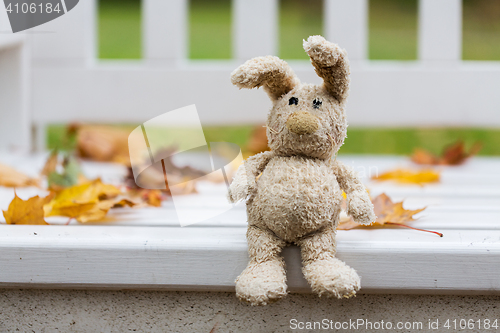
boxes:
[231,56,300,101]
[303,35,350,104]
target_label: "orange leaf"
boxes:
[3,193,54,225]
[246,125,270,155]
[411,140,482,166]
[371,193,426,225]
[74,124,131,165]
[41,150,59,177]
[0,163,39,188]
[338,193,441,236]
[372,168,440,185]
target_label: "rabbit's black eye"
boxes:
[313,99,322,109]
[289,97,299,105]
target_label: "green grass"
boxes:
[279,0,323,59]
[369,0,418,60]
[98,0,142,59]
[189,0,232,59]
[463,0,500,60]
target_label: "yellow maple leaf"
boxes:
[372,168,440,185]
[3,193,54,225]
[338,193,441,237]
[76,198,137,223]
[0,163,39,188]
[44,179,122,221]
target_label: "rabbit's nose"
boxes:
[286,111,319,135]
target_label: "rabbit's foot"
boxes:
[302,257,360,299]
[235,258,287,306]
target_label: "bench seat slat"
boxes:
[0,225,499,293]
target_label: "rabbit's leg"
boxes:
[236,225,287,306]
[297,224,360,298]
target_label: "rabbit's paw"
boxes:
[236,258,288,306]
[227,164,249,203]
[303,258,360,299]
[347,191,376,225]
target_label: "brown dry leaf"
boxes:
[411,140,482,166]
[44,179,122,222]
[371,193,426,225]
[41,150,59,176]
[0,163,39,188]
[372,168,440,185]
[246,125,270,157]
[124,146,202,196]
[126,189,164,207]
[73,124,131,165]
[3,193,54,225]
[338,193,441,236]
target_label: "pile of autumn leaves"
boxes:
[2,152,164,225]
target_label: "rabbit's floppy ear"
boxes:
[303,35,350,104]
[231,56,300,101]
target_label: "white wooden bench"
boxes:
[0,0,499,298]
[1,152,499,294]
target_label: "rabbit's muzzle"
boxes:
[286,111,319,135]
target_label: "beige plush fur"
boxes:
[229,36,376,306]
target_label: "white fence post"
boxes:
[143,0,188,63]
[324,0,368,61]
[418,0,462,62]
[30,0,96,66]
[0,6,30,151]
[233,0,278,61]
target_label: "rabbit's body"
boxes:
[228,36,376,306]
[249,155,342,242]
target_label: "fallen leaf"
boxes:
[0,163,39,188]
[246,125,269,156]
[372,168,440,185]
[338,193,442,236]
[411,140,482,165]
[371,193,425,224]
[126,189,164,207]
[3,193,54,225]
[41,150,59,176]
[73,124,131,165]
[124,146,203,196]
[44,179,122,222]
[48,155,86,191]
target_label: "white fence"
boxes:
[1,0,500,151]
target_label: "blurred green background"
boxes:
[50,0,500,155]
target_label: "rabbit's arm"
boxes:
[332,160,376,225]
[228,151,274,203]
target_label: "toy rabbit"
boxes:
[228,36,376,306]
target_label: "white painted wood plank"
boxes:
[0,226,499,293]
[31,63,500,127]
[324,0,368,61]
[0,2,12,34]
[143,0,187,62]
[0,35,24,51]
[0,37,30,151]
[418,0,462,62]
[233,0,277,60]
[30,0,96,65]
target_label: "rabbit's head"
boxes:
[231,36,350,160]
